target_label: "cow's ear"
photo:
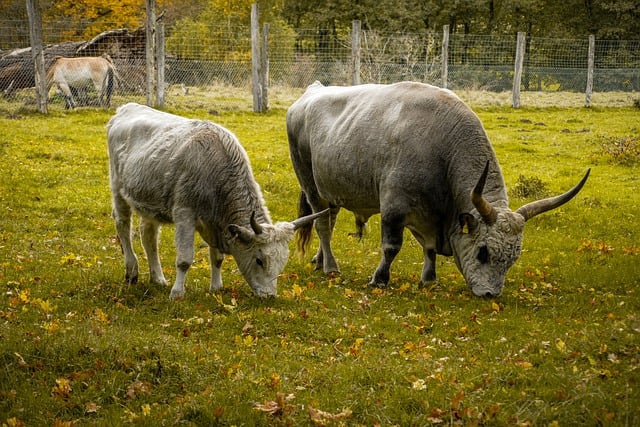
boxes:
[228,224,254,244]
[459,213,478,234]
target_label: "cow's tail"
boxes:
[295,191,313,257]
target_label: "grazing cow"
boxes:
[46,56,117,109]
[107,103,327,299]
[287,81,590,297]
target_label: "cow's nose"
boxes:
[484,291,494,298]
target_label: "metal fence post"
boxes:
[512,32,526,108]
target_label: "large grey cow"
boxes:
[287,81,589,297]
[107,103,326,298]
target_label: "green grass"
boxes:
[1,92,639,426]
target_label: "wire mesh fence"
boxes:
[1,18,639,110]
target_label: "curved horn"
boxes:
[471,161,498,226]
[291,208,330,230]
[250,212,263,235]
[516,169,591,221]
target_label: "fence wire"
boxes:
[1,19,639,109]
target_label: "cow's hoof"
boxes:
[169,289,185,300]
[125,274,138,285]
[369,279,388,288]
[327,271,342,279]
[151,277,168,287]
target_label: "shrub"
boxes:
[598,135,640,165]
[509,174,549,199]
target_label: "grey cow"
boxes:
[287,81,589,297]
[107,103,326,298]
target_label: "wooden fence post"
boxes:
[352,20,361,85]
[441,25,449,88]
[260,23,270,111]
[156,21,165,108]
[585,34,595,107]
[26,0,47,113]
[251,3,267,112]
[145,0,156,107]
[512,32,526,108]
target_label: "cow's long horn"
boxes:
[250,212,263,235]
[291,208,330,230]
[471,161,498,226]
[516,169,590,221]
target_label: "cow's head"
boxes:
[450,163,590,297]
[227,209,329,297]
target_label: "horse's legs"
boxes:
[95,69,113,108]
[57,82,76,109]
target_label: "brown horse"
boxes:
[46,56,117,109]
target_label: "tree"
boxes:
[166,0,295,62]
[43,0,146,37]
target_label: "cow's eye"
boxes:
[256,258,264,267]
[477,246,489,264]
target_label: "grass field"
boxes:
[1,89,639,426]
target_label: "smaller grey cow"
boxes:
[107,103,326,298]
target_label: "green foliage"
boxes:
[0,95,639,426]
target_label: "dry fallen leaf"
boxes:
[308,406,353,424]
[253,392,295,416]
[85,401,101,414]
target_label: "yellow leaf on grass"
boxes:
[141,403,151,416]
[51,378,72,399]
[292,283,304,297]
[519,361,533,370]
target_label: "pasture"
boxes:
[0,90,639,426]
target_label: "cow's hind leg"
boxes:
[314,206,340,273]
[170,209,196,300]
[208,246,225,292]
[370,211,405,287]
[421,249,437,284]
[140,217,167,286]
[112,195,138,284]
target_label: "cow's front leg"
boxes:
[420,248,437,284]
[112,196,138,284]
[170,212,196,300]
[140,217,167,286]
[208,246,225,292]
[370,213,404,287]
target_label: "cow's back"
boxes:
[287,82,496,214]
[107,103,265,224]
